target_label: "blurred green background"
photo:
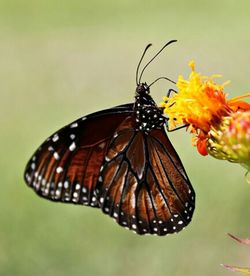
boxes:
[1,0,250,275]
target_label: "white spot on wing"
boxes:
[56,167,63,173]
[64,181,69,189]
[52,134,59,142]
[69,142,76,151]
[70,122,78,128]
[53,152,60,160]
[75,184,81,190]
[25,173,31,182]
[48,146,54,152]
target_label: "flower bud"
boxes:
[207,111,250,170]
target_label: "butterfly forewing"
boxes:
[24,104,133,206]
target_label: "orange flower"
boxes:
[161,61,231,133]
[161,61,250,161]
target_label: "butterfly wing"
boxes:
[144,129,195,235]
[24,104,134,207]
[96,123,195,236]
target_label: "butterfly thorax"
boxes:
[134,83,165,132]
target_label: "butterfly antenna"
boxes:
[136,43,152,85]
[138,40,177,84]
[148,76,176,88]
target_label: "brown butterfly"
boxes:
[24,40,195,236]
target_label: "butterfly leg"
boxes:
[166,88,178,98]
[163,88,178,108]
[164,89,188,132]
[166,123,188,132]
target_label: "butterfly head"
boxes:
[136,82,150,96]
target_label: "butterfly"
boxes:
[24,40,195,236]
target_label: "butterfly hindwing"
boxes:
[24,104,134,207]
[145,130,195,234]
[96,125,195,235]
